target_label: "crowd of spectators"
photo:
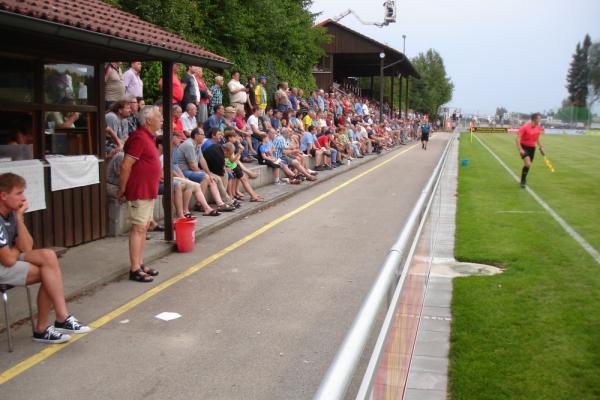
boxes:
[103,62,431,282]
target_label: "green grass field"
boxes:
[449,133,600,400]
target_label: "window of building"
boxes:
[44,64,95,106]
[0,58,35,103]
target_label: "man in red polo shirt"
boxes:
[117,105,162,282]
[516,112,545,188]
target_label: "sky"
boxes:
[310,0,600,116]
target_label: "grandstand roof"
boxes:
[317,19,420,79]
[0,0,230,69]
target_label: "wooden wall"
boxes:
[24,161,107,249]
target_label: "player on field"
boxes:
[516,113,545,188]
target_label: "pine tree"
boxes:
[566,34,591,107]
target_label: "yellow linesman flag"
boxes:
[544,156,555,172]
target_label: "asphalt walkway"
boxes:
[0,134,451,399]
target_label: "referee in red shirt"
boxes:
[516,113,545,188]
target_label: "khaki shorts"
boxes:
[174,177,200,192]
[0,260,29,286]
[128,199,155,226]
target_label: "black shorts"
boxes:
[421,133,429,141]
[262,159,281,169]
[521,145,535,160]
[304,148,316,157]
[232,165,244,179]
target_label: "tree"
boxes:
[407,49,453,118]
[589,41,600,107]
[107,0,328,102]
[566,34,591,107]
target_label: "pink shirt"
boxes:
[518,123,543,147]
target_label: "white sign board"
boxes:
[46,155,99,191]
[0,159,46,212]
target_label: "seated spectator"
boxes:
[105,99,131,157]
[200,129,241,209]
[257,130,300,185]
[204,104,225,133]
[125,96,140,134]
[156,134,220,218]
[315,129,338,167]
[247,107,266,155]
[181,103,198,137]
[0,173,90,343]
[270,109,283,131]
[222,106,236,131]
[172,104,185,140]
[274,128,317,181]
[232,107,255,162]
[222,141,263,202]
[176,128,235,212]
[300,125,327,171]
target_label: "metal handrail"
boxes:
[313,134,455,400]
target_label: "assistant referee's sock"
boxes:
[521,166,529,186]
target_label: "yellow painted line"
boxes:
[0,142,422,385]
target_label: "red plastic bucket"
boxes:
[175,217,196,252]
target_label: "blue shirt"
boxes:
[300,132,315,152]
[272,135,286,158]
[270,117,281,130]
[203,114,223,132]
[259,141,274,156]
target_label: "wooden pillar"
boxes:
[370,76,374,98]
[390,76,394,117]
[34,60,44,158]
[398,75,403,118]
[95,62,106,157]
[405,77,410,117]
[162,61,174,241]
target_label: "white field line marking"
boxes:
[474,134,600,264]
[495,210,541,214]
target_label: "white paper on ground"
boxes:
[155,312,182,321]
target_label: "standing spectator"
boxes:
[116,105,163,283]
[289,88,299,112]
[209,76,224,115]
[105,99,131,157]
[275,82,291,113]
[123,61,143,99]
[104,62,124,109]
[317,90,325,112]
[297,89,309,115]
[227,71,248,113]
[195,67,211,124]
[246,75,257,114]
[180,65,199,112]
[0,173,91,344]
[159,63,183,105]
[181,103,198,137]
[255,75,268,116]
